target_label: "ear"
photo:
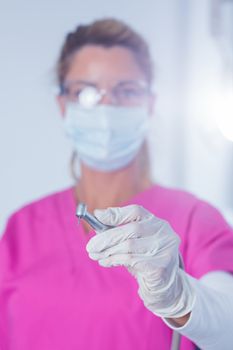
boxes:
[56,94,66,117]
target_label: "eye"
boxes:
[116,86,146,100]
[72,88,83,98]
[61,83,101,106]
[121,88,139,97]
[61,86,83,101]
[78,87,102,108]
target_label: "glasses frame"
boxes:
[59,80,151,108]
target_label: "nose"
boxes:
[98,90,115,106]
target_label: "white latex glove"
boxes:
[86,205,196,319]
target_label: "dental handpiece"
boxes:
[76,203,113,232]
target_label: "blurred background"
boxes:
[0,0,233,235]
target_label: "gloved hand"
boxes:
[86,205,196,319]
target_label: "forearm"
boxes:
[164,271,233,349]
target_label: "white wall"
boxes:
[1,0,233,235]
[181,0,233,224]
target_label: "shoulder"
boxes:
[145,184,200,222]
[151,184,198,206]
[1,186,76,254]
[146,183,232,243]
[6,187,74,227]
[149,184,228,223]
[0,187,75,280]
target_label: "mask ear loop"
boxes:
[70,150,80,183]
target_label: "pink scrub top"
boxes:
[1,185,233,350]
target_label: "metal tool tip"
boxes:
[76,203,87,218]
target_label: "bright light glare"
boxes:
[214,89,233,142]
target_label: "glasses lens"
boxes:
[78,87,101,108]
[113,82,149,106]
[61,82,102,108]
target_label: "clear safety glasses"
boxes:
[60,80,150,109]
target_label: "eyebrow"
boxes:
[59,80,97,95]
[63,80,97,87]
[116,80,148,87]
[63,79,148,87]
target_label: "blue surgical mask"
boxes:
[63,104,149,172]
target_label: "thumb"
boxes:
[94,205,148,226]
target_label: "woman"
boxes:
[1,18,233,350]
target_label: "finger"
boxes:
[86,217,169,254]
[86,221,140,253]
[88,236,161,260]
[98,253,136,268]
[94,205,151,226]
[97,253,155,269]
